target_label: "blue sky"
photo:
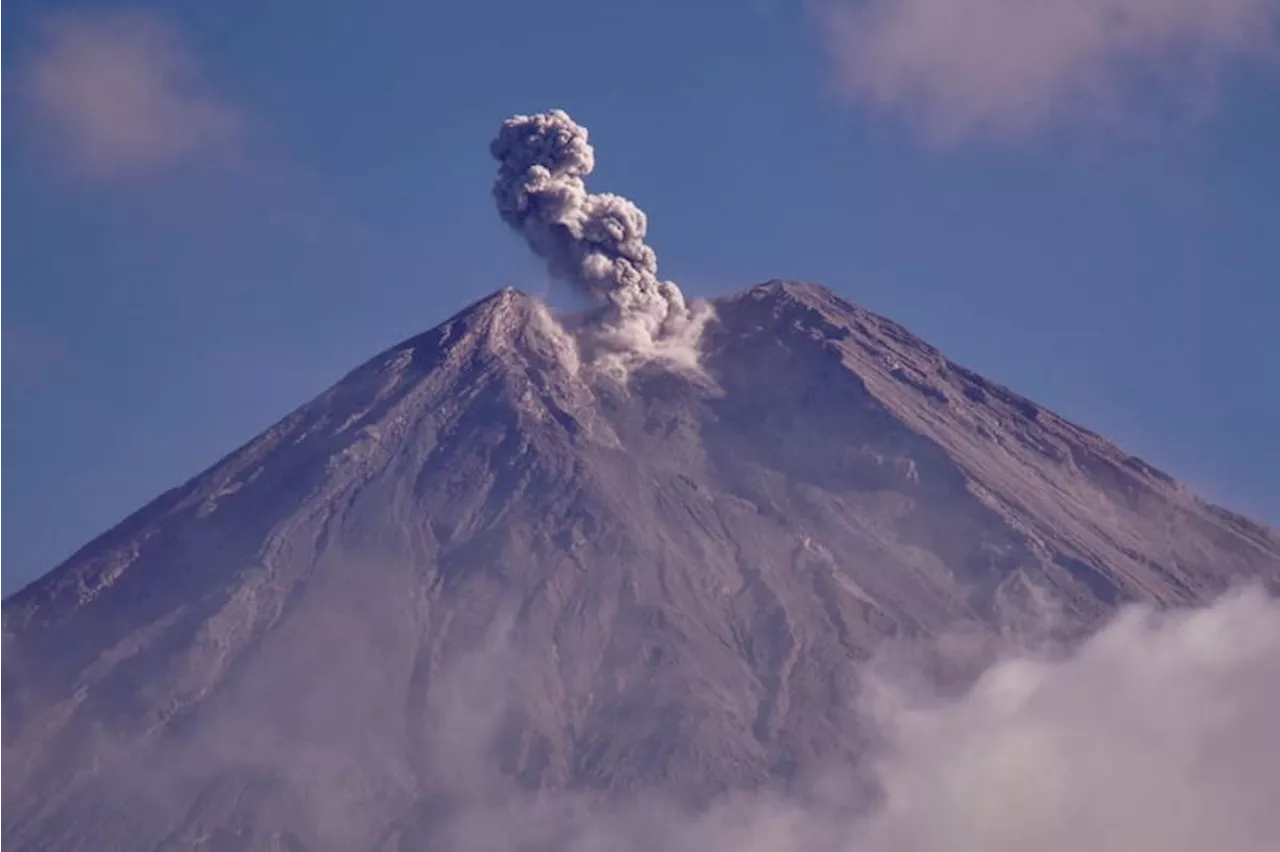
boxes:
[3,0,1279,591]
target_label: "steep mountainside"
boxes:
[5,281,1278,852]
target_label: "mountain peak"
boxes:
[415,286,541,356]
[471,284,537,323]
[723,279,938,355]
[439,280,866,374]
[742,278,851,305]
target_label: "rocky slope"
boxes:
[4,281,1278,852]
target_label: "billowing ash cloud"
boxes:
[490,110,710,375]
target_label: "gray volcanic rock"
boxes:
[4,281,1279,852]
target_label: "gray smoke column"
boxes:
[490,109,710,373]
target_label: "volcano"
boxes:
[5,281,1279,852]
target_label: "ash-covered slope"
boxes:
[4,281,1278,852]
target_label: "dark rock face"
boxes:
[5,281,1278,852]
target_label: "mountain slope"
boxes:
[5,281,1278,852]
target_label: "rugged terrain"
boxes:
[5,280,1279,852]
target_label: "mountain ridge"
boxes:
[4,280,1278,852]
[7,279,1270,615]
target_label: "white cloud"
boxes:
[429,588,1280,852]
[24,10,240,177]
[83,584,1277,850]
[852,586,1280,851]
[817,0,1279,141]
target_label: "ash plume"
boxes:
[490,109,711,376]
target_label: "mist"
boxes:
[10,564,1277,851]
[425,586,1280,852]
[852,585,1280,852]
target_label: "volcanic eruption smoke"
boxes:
[490,110,711,373]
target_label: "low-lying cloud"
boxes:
[852,585,1280,851]
[30,583,1276,851]
[818,0,1279,142]
[23,10,241,177]
[431,587,1280,851]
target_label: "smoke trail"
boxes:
[490,109,710,375]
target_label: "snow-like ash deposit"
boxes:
[490,109,711,375]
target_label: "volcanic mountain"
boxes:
[5,281,1279,852]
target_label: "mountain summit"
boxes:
[5,281,1279,852]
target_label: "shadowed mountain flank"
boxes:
[5,281,1278,852]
